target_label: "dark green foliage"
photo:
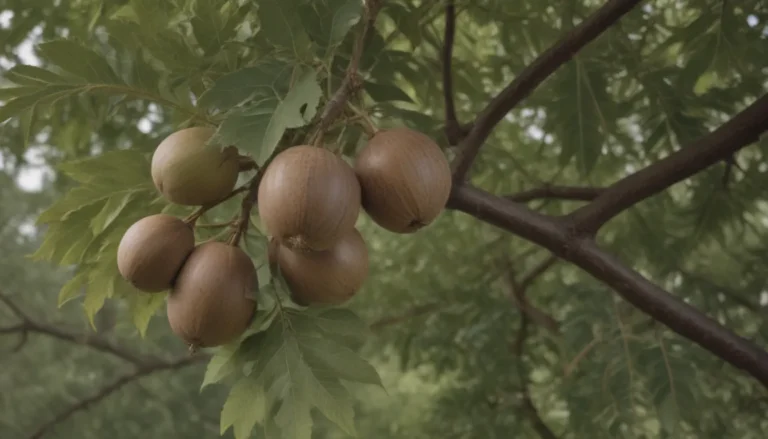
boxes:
[0,0,767,438]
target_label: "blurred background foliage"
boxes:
[1,0,767,438]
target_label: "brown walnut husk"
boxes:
[257,145,361,251]
[272,227,369,306]
[117,214,195,293]
[354,127,452,233]
[151,126,240,206]
[167,241,257,348]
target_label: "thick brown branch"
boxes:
[505,185,604,203]
[442,0,468,144]
[451,0,644,181]
[448,184,768,386]
[29,356,205,439]
[570,94,768,234]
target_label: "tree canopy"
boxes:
[1,0,767,438]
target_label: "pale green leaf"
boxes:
[273,338,315,439]
[4,65,71,86]
[298,335,383,387]
[220,377,266,439]
[57,149,152,186]
[58,271,89,307]
[37,186,106,224]
[84,272,117,329]
[0,85,78,124]
[310,308,371,344]
[37,40,121,84]
[121,281,167,337]
[90,191,140,235]
[202,343,243,389]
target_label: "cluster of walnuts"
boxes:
[116,123,452,350]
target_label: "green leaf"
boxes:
[57,149,151,186]
[271,338,320,439]
[4,65,72,86]
[298,335,383,387]
[19,107,35,149]
[545,59,613,175]
[304,307,371,346]
[196,61,294,110]
[213,68,322,164]
[37,40,121,84]
[84,271,117,329]
[90,191,140,235]
[0,85,79,124]
[299,0,362,50]
[58,271,89,307]
[236,307,378,438]
[658,392,680,433]
[256,0,313,59]
[120,280,167,337]
[364,80,414,103]
[220,376,267,439]
[202,343,243,389]
[189,0,249,55]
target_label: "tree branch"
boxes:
[507,262,560,439]
[442,0,468,144]
[29,355,206,439]
[570,94,768,234]
[315,0,383,136]
[451,0,644,181]
[0,320,156,365]
[503,256,561,334]
[505,185,604,203]
[448,184,768,386]
[0,290,159,365]
[370,303,443,331]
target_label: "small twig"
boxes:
[183,185,249,226]
[346,101,378,137]
[502,259,560,334]
[237,155,258,172]
[564,336,602,378]
[313,0,383,140]
[194,221,236,229]
[508,265,560,439]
